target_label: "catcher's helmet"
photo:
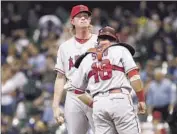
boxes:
[98,26,135,56]
[98,26,119,42]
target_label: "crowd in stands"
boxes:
[1,1,177,134]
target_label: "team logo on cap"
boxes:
[80,5,85,11]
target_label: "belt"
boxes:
[69,89,85,94]
[93,88,122,98]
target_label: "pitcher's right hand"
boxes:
[53,107,64,125]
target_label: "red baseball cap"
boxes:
[71,5,91,18]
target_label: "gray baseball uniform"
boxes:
[54,34,97,134]
[71,45,141,134]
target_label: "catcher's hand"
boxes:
[138,102,146,114]
[53,107,64,125]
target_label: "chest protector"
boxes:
[74,42,135,68]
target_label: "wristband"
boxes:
[136,90,145,102]
[129,75,140,82]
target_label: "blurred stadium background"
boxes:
[1,1,177,134]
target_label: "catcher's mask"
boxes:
[97,26,119,43]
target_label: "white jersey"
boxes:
[71,45,138,96]
[54,34,98,90]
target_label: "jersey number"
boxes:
[88,59,112,83]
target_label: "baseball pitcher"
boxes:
[52,5,97,134]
